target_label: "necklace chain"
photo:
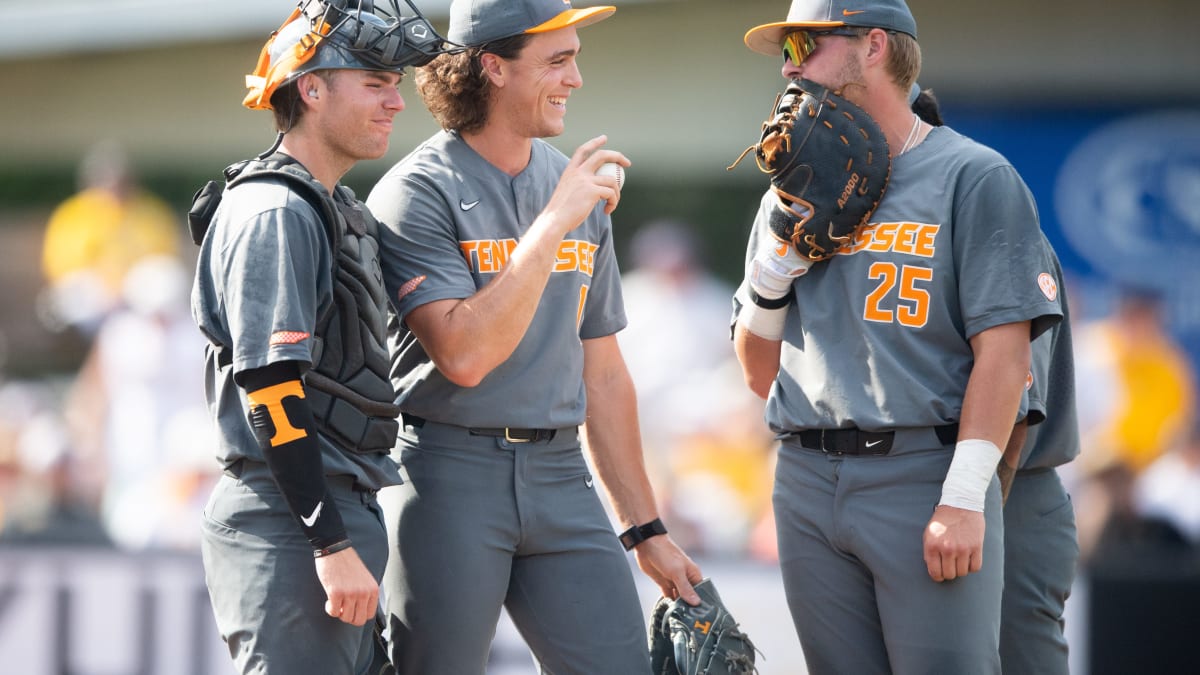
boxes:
[899,113,921,155]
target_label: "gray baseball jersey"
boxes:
[1020,238,1080,470]
[366,130,650,674]
[739,126,1062,434]
[739,125,1062,673]
[191,178,401,491]
[192,170,400,674]
[1001,237,1079,675]
[367,130,626,427]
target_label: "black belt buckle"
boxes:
[504,427,536,443]
[469,427,556,443]
[800,428,894,455]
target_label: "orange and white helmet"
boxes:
[243,0,449,110]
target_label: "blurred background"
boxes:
[1,0,1198,673]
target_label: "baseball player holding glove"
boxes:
[365,1,702,673]
[730,1,1063,672]
[188,1,447,672]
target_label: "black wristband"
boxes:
[618,518,668,551]
[748,287,793,309]
[313,538,353,558]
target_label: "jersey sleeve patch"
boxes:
[1037,272,1058,301]
[396,274,427,302]
[269,330,311,346]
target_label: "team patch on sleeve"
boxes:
[269,330,311,346]
[396,275,427,302]
[1037,272,1058,301]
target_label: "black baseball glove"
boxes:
[730,78,891,261]
[648,578,758,675]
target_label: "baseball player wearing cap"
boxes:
[189,2,447,672]
[731,1,1063,672]
[365,1,702,672]
[999,241,1080,675]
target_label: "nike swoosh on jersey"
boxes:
[585,476,594,488]
[301,501,323,528]
[460,199,481,211]
[865,440,883,448]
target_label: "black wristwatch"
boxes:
[618,518,668,551]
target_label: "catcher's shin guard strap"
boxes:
[938,438,1002,512]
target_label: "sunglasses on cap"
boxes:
[781,28,863,67]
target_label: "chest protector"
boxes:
[190,153,401,454]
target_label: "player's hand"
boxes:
[314,546,380,626]
[633,535,703,606]
[543,135,629,228]
[922,505,985,582]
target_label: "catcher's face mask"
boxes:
[780,28,862,67]
[244,0,449,110]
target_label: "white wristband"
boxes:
[938,439,1001,512]
[738,302,788,340]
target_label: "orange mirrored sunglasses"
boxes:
[781,28,862,67]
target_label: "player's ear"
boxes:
[478,52,505,87]
[864,28,888,63]
[297,73,322,104]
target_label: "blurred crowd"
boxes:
[3,141,1200,575]
[1066,284,1200,568]
[1,141,218,552]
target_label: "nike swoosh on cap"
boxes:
[301,501,323,528]
[460,198,481,211]
[843,9,867,16]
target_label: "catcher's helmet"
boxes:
[244,0,448,110]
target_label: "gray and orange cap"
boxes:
[744,0,917,56]
[448,0,615,48]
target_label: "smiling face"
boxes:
[486,27,583,140]
[309,69,407,162]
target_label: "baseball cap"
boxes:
[744,0,917,57]
[448,0,616,47]
[244,0,447,110]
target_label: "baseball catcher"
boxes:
[648,578,758,675]
[729,78,890,297]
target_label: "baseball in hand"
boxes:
[596,162,625,190]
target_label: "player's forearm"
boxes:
[1002,420,1027,469]
[417,222,572,386]
[581,338,660,525]
[239,362,349,552]
[959,321,1032,449]
[733,324,781,399]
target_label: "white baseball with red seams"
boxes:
[596,162,624,189]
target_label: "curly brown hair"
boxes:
[415,34,531,133]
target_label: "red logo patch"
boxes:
[269,331,311,346]
[1037,273,1058,301]
[396,275,427,302]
